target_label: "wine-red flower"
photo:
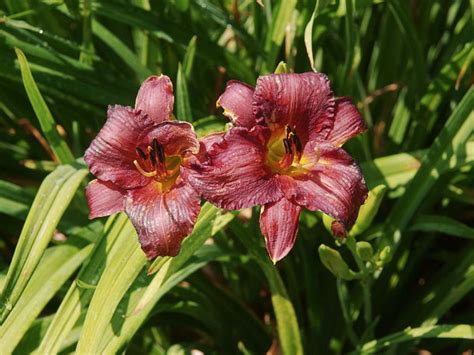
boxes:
[189,73,368,262]
[84,75,201,259]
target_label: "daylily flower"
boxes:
[84,75,201,259]
[189,73,368,262]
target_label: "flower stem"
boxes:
[336,279,359,347]
[345,236,374,339]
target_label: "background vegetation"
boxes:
[0,0,473,353]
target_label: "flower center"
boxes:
[266,125,305,174]
[133,138,181,189]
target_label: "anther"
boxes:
[154,140,165,163]
[152,138,159,153]
[283,138,292,154]
[136,147,147,160]
[149,149,157,167]
[292,134,302,154]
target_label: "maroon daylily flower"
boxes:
[189,73,368,262]
[84,75,201,259]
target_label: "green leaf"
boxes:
[264,0,297,70]
[173,0,190,12]
[0,240,92,353]
[193,115,226,138]
[382,87,474,250]
[232,221,303,355]
[0,164,88,323]
[0,179,34,220]
[358,324,474,354]
[410,215,474,240]
[98,204,235,352]
[304,0,329,70]
[37,213,133,354]
[183,35,197,78]
[75,226,146,354]
[92,19,152,81]
[15,48,74,164]
[176,63,192,122]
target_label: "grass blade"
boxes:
[232,221,303,355]
[176,63,192,122]
[304,0,329,71]
[92,19,152,81]
[264,0,297,71]
[15,48,74,164]
[382,87,474,249]
[183,35,197,78]
[99,204,235,352]
[0,241,92,353]
[37,213,132,354]
[75,229,146,353]
[358,324,474,354]
[410,214,474,240]
[0,164,88,323]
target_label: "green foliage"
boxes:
[0,0,473,354]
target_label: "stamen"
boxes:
[149,149,157,167]
[133,160,157,177]
[135,147,147,160]
[292,134,302,154]
[283,138,292,154]
[155,140,165,163]
[152,138,159,154]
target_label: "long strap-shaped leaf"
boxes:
[99,204,232,353]
[381,86,474,250]
[15,48,74,164]
[231,222,303,355]
[0,240,93,353]
[375,87,474,313]
[0,164,88,323]
[76,203,233,353]
[37,213,133,354]
[357,324,474,354]
[76,225,146,353]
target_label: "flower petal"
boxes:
[187,126,283,210]
[327,97,367,147]
[282,141,367,231]
[185,132,225,167]
[86,179,125,219]
[140,121,200,156]
[84,105,156,188]
[125,177,200,259]
[260,198,302,263]
[217,80,257,128]
[135,75,174,123]
[253,73,335,143]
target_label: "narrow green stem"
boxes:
[362,278,373,333]
[336,279,359,347]
[80,0,94,64]
[346,237,374,339]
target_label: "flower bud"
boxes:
[318,244,356,280]
[379,246,392,264]
[350,184,387,237]
[356,241,373,261]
